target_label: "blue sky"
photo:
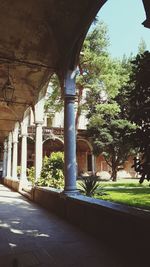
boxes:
[97,0,150,58]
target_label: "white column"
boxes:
[35,122,43,182]
[63,70,78,194]
[6,133,12,178]
[2,140,8,178]
[92,154,95,175]
[34,93,45,182]
[20,122,28,187]
[12,123,19,180]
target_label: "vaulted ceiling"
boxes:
[0,0,149,143]
[0,0,107,142]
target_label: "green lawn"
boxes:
[96,179,150,210]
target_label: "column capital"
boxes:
[35,121,44,125]
[21,122,28,136]
[64,70,77,97]
[3,141,8,152]
[21,133,28,138]
[12,140,18,144]
[7,143,12,149]
[64,94,76,100]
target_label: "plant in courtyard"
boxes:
[17,166,21,177]
[27,166,35,186]
[78,175,103,197]
[37,152,64,189]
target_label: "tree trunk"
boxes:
[111,168,117,181]
[111,154,118,181]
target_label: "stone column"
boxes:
[12,123,19,180]
[6,133,12,178]
[63,70,77,194]
[92,154,95,175]
[2,140,8,178]
[35,122,43,182]
[34,93,45,182]
[20,122,28,187]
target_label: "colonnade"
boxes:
[2,70,78,195]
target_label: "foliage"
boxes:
[128,51,150,183]
[87,100,136,181]
[27,166,35,186]
[17,166,21,177]
[44,74,62,117]
[78,175,104,197]
[37,152,64,189]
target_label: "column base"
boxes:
[61,189,79,197]
[12,177,19,181]
[6,176,12,179]
[19,178,29,190]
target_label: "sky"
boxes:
[97,0,150,58]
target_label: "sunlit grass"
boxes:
[100,178,150,188]
[95,179,150,210]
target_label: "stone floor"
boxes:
[0,184,145,267]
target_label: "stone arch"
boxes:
[43,137,64,157]
[76,138,93,175]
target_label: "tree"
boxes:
[138,39,147,55]
[44,74,63,122]
[87,100,136,181]
[129,51,150,183]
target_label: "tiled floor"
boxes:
[0,184,143,267]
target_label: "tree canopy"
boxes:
[128,51,150,183]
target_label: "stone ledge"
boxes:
[3,180,150,244]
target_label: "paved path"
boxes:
[0,184,131,267]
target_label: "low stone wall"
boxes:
[3,177,19,191]
[3,177,150,257]
[33,186,150,247]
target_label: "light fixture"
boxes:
[2,65,15,103]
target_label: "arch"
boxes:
[22,107,32,126]
[43,136,64,145]
[43,137,64,157]
[27,135,35,142]
[76,138,93,175]
[77,138,93,152]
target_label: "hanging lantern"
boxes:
[2,65,15,103]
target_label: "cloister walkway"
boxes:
[0,184,120,267]
[0,183,148,267]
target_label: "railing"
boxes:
[27,126,86,139]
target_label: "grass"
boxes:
[95,179,150,210]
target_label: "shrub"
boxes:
[17,166,21,178]
[37,152,64,189]
[27,166,35,186]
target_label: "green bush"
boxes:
[17,166,21,177]
[37,152,64,189]
[27,166,35,186]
